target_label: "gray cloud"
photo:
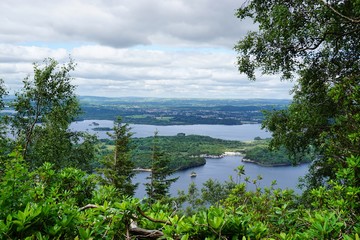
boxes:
[0,0,249,48]
[0,0,293,99]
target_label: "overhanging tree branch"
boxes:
[320,0,360,23]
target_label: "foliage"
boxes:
[0,79,10,174]
[235,0,360,190]
[0,150,97,239]
[97,117,138,197]
[145,131,178,203]
[99,134,246,170]
[10,58,96,171]
[1,145,360,238]
[244,142,312,166]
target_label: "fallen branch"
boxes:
[129,227,164,239]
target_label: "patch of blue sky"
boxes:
[18,41,93,51]
[131,45,234,54]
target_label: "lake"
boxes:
[134,156,308,198]
[71,120,309,198]
[71,120,272,140]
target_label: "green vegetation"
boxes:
[144,131,178,203]
[10,58,96,172]
[235,0,360,193]
[100,134,240,170]
[243,139,312,167]
[1,0,360,234]
[97,118,137,197]
[1,151,360,239]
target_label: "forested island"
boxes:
[98,135,310,170]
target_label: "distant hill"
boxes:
[77,96,290,125]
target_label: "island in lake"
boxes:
[98,135,311,171]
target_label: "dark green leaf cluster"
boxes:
[236,0,360,190]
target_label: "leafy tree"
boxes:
[98,117,137,197]
[10,58,96,171]
[0,79,9,174]
[145,131,178,202]
[235,0,360,189]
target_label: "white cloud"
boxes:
[0,0,293,99]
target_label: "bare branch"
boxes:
[129,227,164,239]
[78,204,98,211]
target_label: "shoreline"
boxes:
[242,158,308,167]
[202,151,243,159]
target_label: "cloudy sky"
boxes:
[0,0,294,99]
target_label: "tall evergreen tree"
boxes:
[98,117,137,197]
[145,131,178,202]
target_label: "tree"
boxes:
[98,117,137,197]
[235,0,360,190]
[145,131,178,202]
[11,58,96,171]
[0,79,9,158]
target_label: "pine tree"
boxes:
[145,131,178,202]
[98,117,137,197]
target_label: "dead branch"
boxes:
[129,227,164,239]
[78,204,98,211]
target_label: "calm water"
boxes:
[134,156,308,198]
[71,120,309,198]
[70,120,271,140]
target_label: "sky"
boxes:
[0,0,294,99]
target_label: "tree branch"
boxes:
[136,206,172,225]
[320,0,360,23]
[129,227,164,239]
[78,204,98,211]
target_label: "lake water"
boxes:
[70,120,272,140]
[134,156,308,198]
[71,120,309,198]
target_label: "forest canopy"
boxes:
[235,0,360,190]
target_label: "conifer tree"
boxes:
[98,117,137,197]
[145,131,178,202]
